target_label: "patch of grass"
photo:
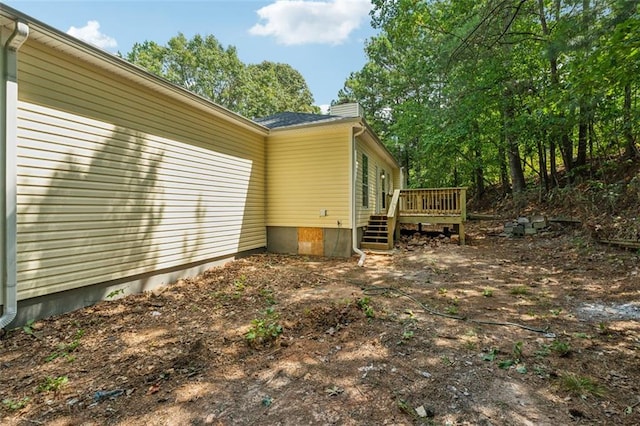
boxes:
[440,355,454,366]
[512,341,523,363]
[245,307,283,348]
[551,340,571,357]
[37,376,68,393]
[510,286,530,296]
[559,373,605,398]
[2,397,29,411]
[482,288,493,297]
[597,322,608,334]
[438,287,447,296]
[550,308,562,316]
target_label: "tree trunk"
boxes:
[504,98,526,193]
[475,145,485,199]
[537,138,549,193]
[498,145,510,195]
[624,83,638,159]
[538,0,573,176]
[576,98,589,168]
[549,140,559,187]
[575,0,590,169]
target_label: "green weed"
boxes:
[535,344,551,358]
[482,288,493,297]
[37,376,68,393]
[482,348,499,362]
[357,297,375,318]
[401,330,414,340]
[45,329,84,362]
[234,275,246,291]
[2,397,29,411]
[260,288,276,305]
[445,305,458,315]
[106,288,124,299]
[245,307,283,348]
[22,319,36,336]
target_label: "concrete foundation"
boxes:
[267,226,353,258]
[4,248,264,328]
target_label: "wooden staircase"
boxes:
[360,215,391,250]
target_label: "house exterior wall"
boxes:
[14,38,266,302]
[265,124,352,257]
[355,136,399,228]
[266,125,351,228]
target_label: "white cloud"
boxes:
[249,0,372,45]
[67,21,117,50]
[319,104,330,114]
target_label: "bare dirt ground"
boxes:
[1,221,639,425]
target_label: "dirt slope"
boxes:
[1,222,639,425]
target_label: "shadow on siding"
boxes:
[15,127,164,321]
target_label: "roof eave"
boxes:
[0,3,269,136]
[266,116,361,132]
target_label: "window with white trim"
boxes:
[362,153,369,207]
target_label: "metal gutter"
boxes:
[0,18,28,329]
[351,126,366,267]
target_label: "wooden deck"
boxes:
[361,188,466,250]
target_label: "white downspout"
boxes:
[0,20,29,329]
[352,126,366,267]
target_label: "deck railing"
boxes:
[399,188,466,218]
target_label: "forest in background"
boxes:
[123,33,319,119]
[338,0,639,199]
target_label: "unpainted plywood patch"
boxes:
[298,227,324,256]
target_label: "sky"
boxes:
[3,0,378,112]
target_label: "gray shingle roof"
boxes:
[254,112,349,129]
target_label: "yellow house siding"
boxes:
[266,126,351,228]
[355,137,399,227]
[15,39,266,300]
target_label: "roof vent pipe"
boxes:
[1,20,29,330]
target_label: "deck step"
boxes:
[360,242,390,250]
[362,213,391,249]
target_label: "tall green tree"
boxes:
[339,0,639,196]
[126,33,318,118]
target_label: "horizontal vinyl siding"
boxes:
[355,138,399,227]
[15,40,266,300]
[267,127,350,228]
